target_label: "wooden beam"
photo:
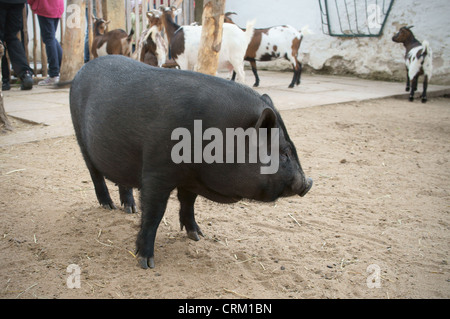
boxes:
[0,42,13,131]
[59,0,86,82]
[195,0,225,76]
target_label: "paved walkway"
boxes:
[1,70,449,147]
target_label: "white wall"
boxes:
[225,0,450,84]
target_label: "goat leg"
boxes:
[409,75,418,102]
[231,71,236,81]
[249,59,260,87]
[296,61,303,86]
[288,65,298,88]
[405,67,410,92]
[421,75,428,103]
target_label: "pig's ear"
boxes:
[255,108,277,130]
[261,94,274,107]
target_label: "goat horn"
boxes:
[406,25,414,29]
[225,12,237,16]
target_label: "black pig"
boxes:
[70,55,312,269]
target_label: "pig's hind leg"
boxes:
[118,185,138,214]
[84,158,117,210]
[136,174,174,269]
[177,188,204,241]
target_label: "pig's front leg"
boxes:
[177,188,204,241]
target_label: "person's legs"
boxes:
[38,15,61,80]
[52,18,62,70]
[2,54,11,90]
[0,3,33,90]
[84,7,90,63]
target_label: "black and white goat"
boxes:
[392,26,433,103]
[225,12,310,88]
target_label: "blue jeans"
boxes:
[37,15,62,77]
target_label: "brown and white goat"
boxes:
[392,26,433,103]
[156,6,254,84]
[133,12,167,67]
[91,16,134,59]
[225,12,309,88]
[135,27,167,67]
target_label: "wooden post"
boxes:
[97,0,104,19]
[59,0,86,83]
[103,0,126,31]
[126,0,132,34]
[32,11,37,75]
[134,2,139,38]
[87,0,93,61]
[59,17,64,50]
[0,42,13,132]
[40,37,48,77]
[22,6,29,64]
[195,0,225,76]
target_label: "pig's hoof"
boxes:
[101,202,117,210]
[124,204,138,214]
[138,256,155,269]
[187,230,203,241]
[180,222,204,241]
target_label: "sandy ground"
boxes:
[0,96,449,299]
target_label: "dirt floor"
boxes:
[0,96,449,299]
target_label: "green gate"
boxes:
[319,0,394,37]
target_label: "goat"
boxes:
[134,25,167,67]
[392,25,432,103]
[91,16,134,59]
[156,6,254,84]
[133,12,167,67]
[225,12,310,88]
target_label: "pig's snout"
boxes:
[299,177,313,197]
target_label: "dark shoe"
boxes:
[20,71,33,90]
[2,81,10,91]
